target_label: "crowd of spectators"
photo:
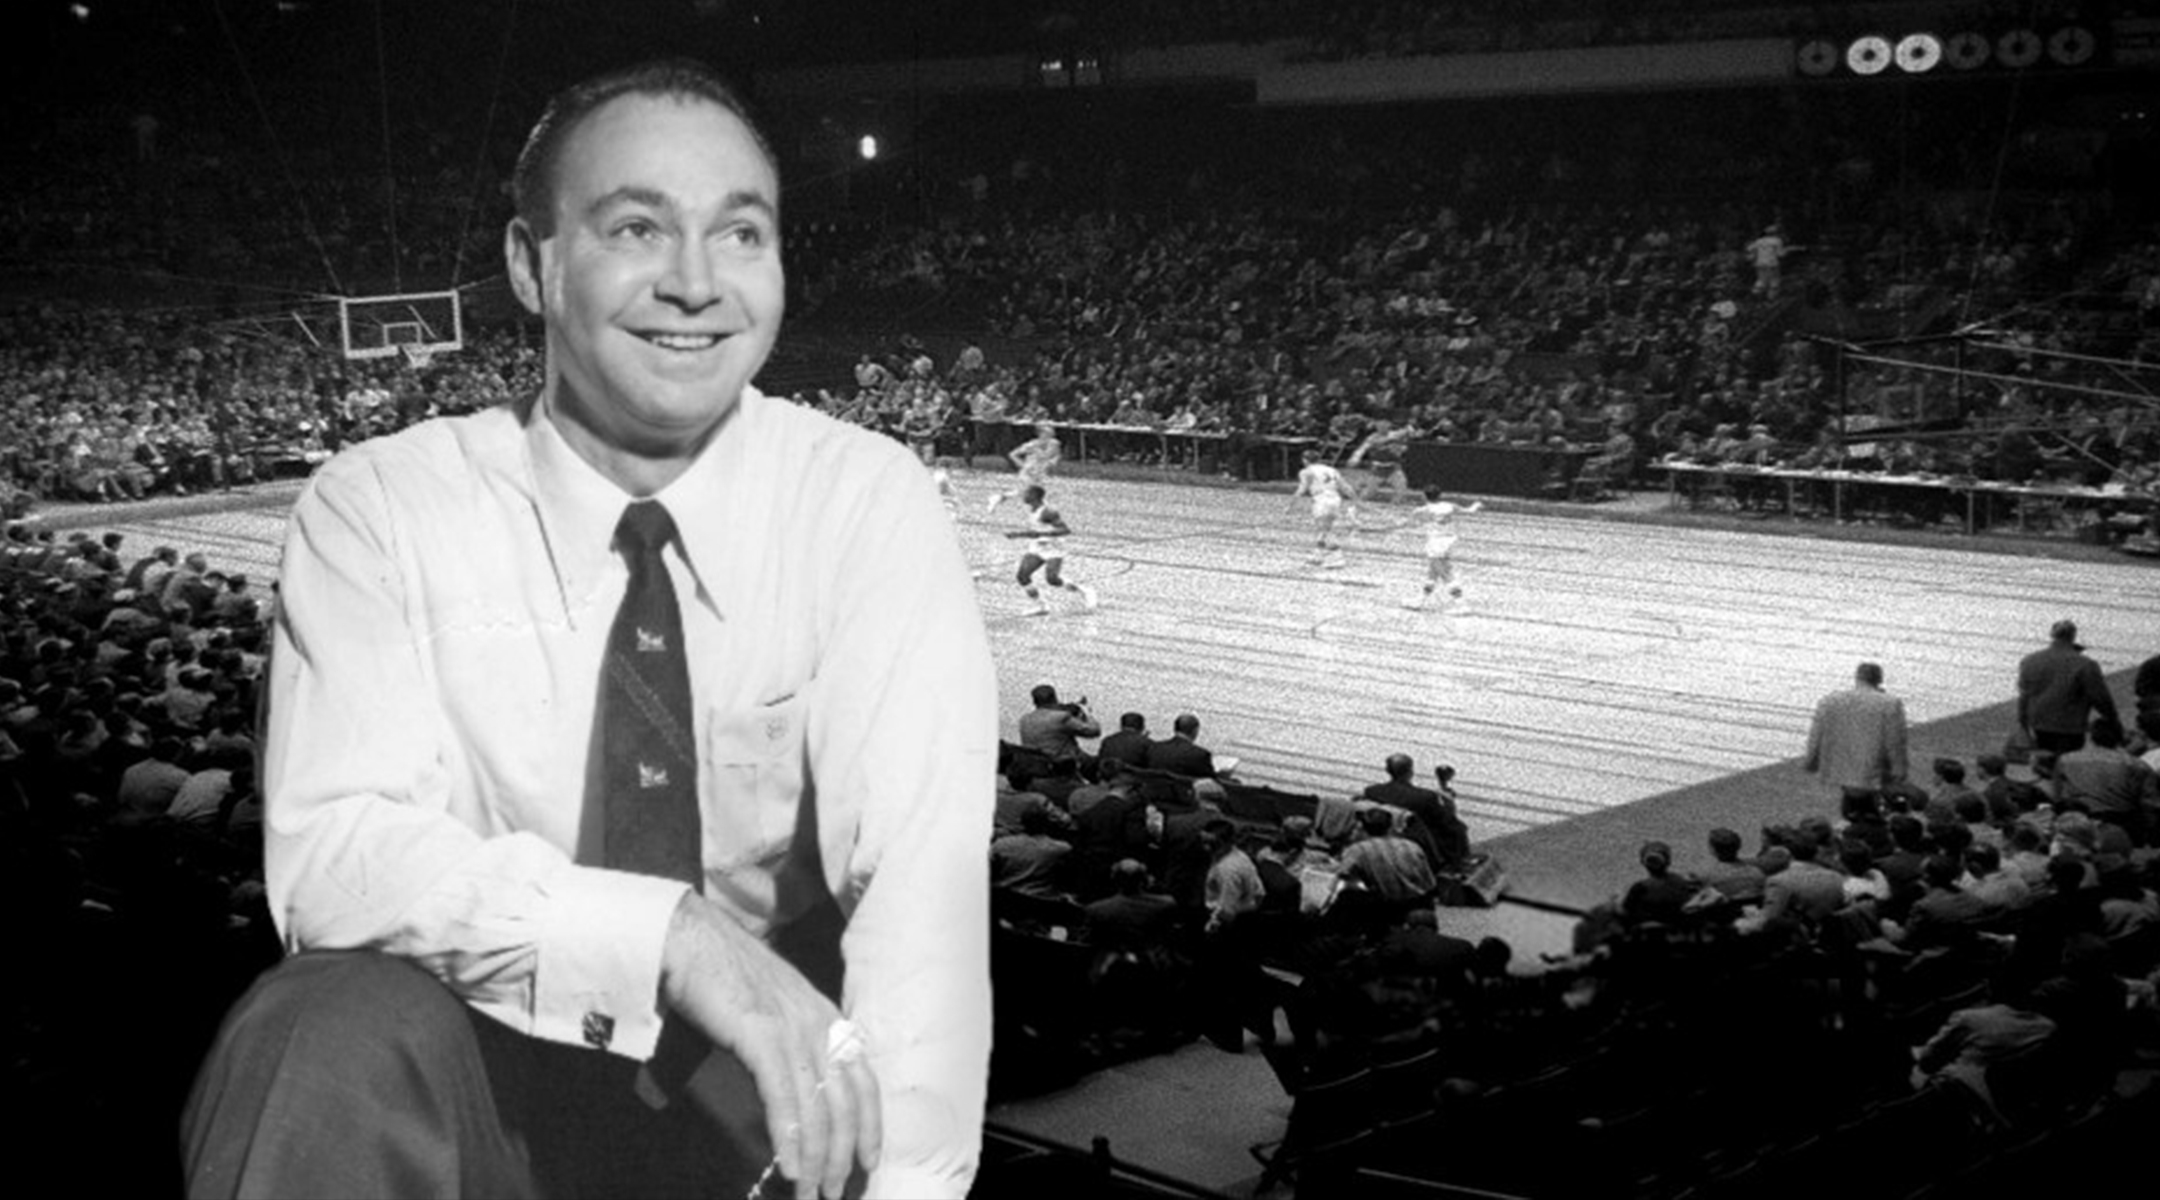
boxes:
[811,191,2156,519]
[3,525,284,1193]
[0,304,542,509]
[980,659,2160,1194]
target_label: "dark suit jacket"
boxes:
[1145,736,1215,779]
[1098,729,1153,769]
[2018,643,2119,737]
[1083,892,1180,949]
[1362,780,1471,869]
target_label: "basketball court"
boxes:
[50,466,2158,910]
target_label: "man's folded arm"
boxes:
[814,451,998,1198]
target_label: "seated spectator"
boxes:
[1360,752,1471,872]
[1962,843,2033,916]
[167,755,240,825]
[1065,757,1136,818]
[1889,855,1993,951]
[1696,826,1766,904]
[1083,858,1180,949]
[1098,711,1152,769]
[1835,789,1893,857]
[163,666,217,730]
[1339,807,1437,905]
[1976,752,2042,820]
[2002,824,2053,889]
[1838,841,1891,906]
[1620,840,1697,924]
[1759,833,1846,926]
[1924,757,1978,825]
[994,763,1071,837]
[1953,791,2005,851]
[991,804,1076,903]
[2056,718,2160,840]
[1375,908,1478,983]
[1910,996,2058,1124]
[1145,712,1231,782]
[209,574,258,624]
[115,735,190,815]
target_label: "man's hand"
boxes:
[660,893,881,1200]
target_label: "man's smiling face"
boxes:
[515,91,783,469]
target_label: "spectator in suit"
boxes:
[1083,859,1179,950]
[158,551,215,618]
[1064,757,1136,818]
[2017,619,2119,755]
[1098,711,1152,770]
[1802,661,1910,801]
[1621,840,1698,923]
[1961,843,2032,915]
[2055,717,2159,840]
[990,804,1075,904]
[1145,713,1224,781]
[1696,826,1766,905]
[123,545,178,593]
[1741,836,1845,933]
[1976,753,2042,821]
[1361,752,1470,871]
[1889,855,1993,950]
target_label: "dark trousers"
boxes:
[2034,729,2087,755]
[181,952,774,1199]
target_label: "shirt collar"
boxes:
[522,387,761,620]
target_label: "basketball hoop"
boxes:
[398,343,437,371]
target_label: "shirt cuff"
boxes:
[530,866,690,1062]
[864,1165,969,1200]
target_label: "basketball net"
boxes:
[398,343,437,371]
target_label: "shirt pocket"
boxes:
[705,694,808,864]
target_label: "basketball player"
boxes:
[930,456,962,519]
[1347,419,1415,510]
[931,456,984,579]
[1008,484,1097,614]
[1404,485,1482,608]
[1292,447,1356,567]
[986,422,1063,512]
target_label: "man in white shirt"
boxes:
[183,61,995,1200]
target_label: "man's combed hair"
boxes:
[511,58,779,237]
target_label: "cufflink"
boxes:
[582,1010,615,1050]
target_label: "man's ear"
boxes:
[506,218,545,316]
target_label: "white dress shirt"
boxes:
[264,386,997,1198]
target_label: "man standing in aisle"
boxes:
[183,60,996,1200]
[2017,619,2119,755]
[1802,661,1910,803]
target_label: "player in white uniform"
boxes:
[1008,484,1098,615]
[1404,484,1482,608]
[1292,447,1356,567]
[986,422,1063,513]
[930,456,961,518]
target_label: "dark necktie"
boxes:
[593,500,702,886]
